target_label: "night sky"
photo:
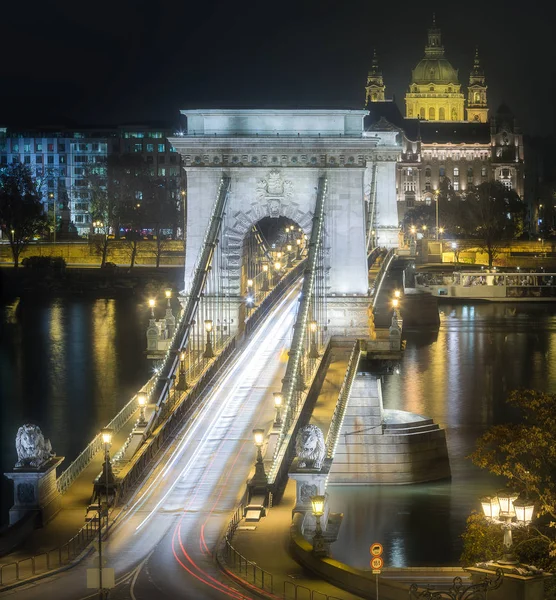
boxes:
[2,0,554,135]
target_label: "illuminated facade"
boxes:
[365,17,525,223]
[0,126,185,238]
[404,17,465,122]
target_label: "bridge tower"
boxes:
[170,109,399,337]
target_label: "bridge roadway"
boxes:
[2,281,352,600]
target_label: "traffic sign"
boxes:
[370,542,383,557]
[370,556,383,570]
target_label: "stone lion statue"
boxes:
[295,424,325,470]
[15,424,55,468]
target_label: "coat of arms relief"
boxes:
[256,170,293,218]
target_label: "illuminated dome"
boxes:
[411,58,459,85]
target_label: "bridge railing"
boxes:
[370,247,396,309]
[325,340,362,460]
[56,374,157,494]
[268,176,329,486]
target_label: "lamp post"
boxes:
[274,261,281,285]
[137,394,147,426]
[148,298,156,318]
[438,227,444,240]
[310,495,328,557]
[48,192,56,243]
[309,320,319,358]
[177,351,188,390]
[422,224,427,238]
[286,244,292,267]
[203,319,215,359]
[273,393,283,426]
[435,189,440,240]
[251,428,267,488]
[296,238,302,259]
[261,264,270,292]
[165,288,172,307]
[480,491,534,565]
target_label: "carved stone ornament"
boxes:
[17,482,35,504]
[300,483,318,503]
[15,424,55,469]
[295,424,326,470]
[256,170,293,217]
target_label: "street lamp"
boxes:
[203,319,215,359]
[176,351,188,391]
[273,393,283,426]
[480,491,534,565]
[274,261,281,284]
[392,297,400,321]
[252,428,267,487]
[137,394,147,426]
[296,238,302,259]
[148,298,156,317]
[309,320,319,358]
[438,227,444,239]
[261,264,270,292]
[165,288,172,307]
[49,192,56,243]
[310,495,328,557]
[394,290,401,299]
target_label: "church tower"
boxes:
[405,16,464,121]
[365,50,386,104]
[466,48,489,122]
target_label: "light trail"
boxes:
[131,283,300,533]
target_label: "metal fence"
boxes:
[0,519,101,587]
[56,376,156,494]
[325,340,362,460]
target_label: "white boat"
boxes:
[413,270,556,301]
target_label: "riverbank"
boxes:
[0,266,184,300]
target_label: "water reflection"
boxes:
[0,296,149,524]
[329,302,556,567]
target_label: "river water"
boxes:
[1,297,555,568]
[0,296,149,525]
[329,301,556,568]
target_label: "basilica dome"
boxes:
[411,58,459,85]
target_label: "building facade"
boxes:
[365,18,525,225]
[0,125,186,238]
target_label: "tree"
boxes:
[82,158,112,266]
[468,389,556,560]
[143,177,179,267]
[462,182,525,267]
[0,163,48,267]
[403,204,435,233]
[108,154,150,268]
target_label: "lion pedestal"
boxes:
[5,457,64,526]
[289,457,332,525]
[4,424,64,527]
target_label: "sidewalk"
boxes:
[226,480,362,600]
[0,405,147,586]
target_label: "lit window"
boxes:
[425,181,431,191]
[481,166,487,177]
[158,143,165,153]
[48,143,54,152]
[135,191,143,200]
[36,143,43,152]
[158,167,166,176]
[12,143,19,152]
[454,167,459,177]
[24,144,31,153]
[146,144,154,152]
[134,143,143,152]
[59,155,66,164]
[453,180,459,191]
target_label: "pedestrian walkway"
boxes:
[225,480,362,600]
[0,405,148,587]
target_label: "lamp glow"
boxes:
[311,495,325,517]
[101,428,113,446]
[165,289,172,299]
[204,320,213,333]
[253,428,264,447]
[513,498,535,524]
[273,393,282,407]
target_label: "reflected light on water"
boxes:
[329,301,556,568]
